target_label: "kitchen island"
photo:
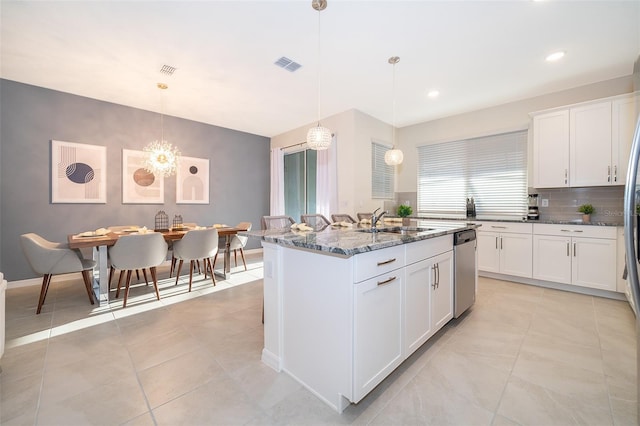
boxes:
[245,220,478,412]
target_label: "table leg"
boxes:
[214,235,232,280]
[92,245,109,305]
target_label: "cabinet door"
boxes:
[405,259,433,356]
[477,231,500,273]
[612,96,639,185]
[431,251,454,333]
[570,102,612,186]
[533,110,570,188]
[572,237,616,291]
[353,271,403,401]
[500,233,533,278]
[533,234,571,284]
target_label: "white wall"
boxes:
[396,75,634,192]
[271,109,394,217]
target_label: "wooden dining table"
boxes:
[68,225,249,305]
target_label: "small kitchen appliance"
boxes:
[527,194,539,220]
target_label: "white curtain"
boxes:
[270,147,285,215]
[316,134,338,218]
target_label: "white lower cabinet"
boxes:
[477,222,533,278]
[533,224,617,291]
[404,249,453,357]
[353,270,403,401]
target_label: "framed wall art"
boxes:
[51,140,106,203]
[122,149,164,204]
[176,156,209,204]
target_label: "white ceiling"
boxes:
[1,1,639,138]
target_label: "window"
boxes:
[417,130,527,218]
[372,141,394,199]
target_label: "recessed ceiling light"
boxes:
[545,51,565,62]
[427,90,440,98]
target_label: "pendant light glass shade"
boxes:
[144,83,180,177]
[385,56,403,166]
[307,125,332,150]
[384,149,404,166]
[307,0,331,151]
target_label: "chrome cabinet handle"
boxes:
[566,242,570,256]
[377,258,396,266]
[608,166,611,183]
[377,276,396,286]
[432,265,437,289]
[500,237,503,250]
[573,242,576,257]
[495,236,498,249]
[614,165,618,182]
[491,225,507,229]
[565,169,568,184]
[436,263,440,288]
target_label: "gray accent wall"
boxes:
[0,79,270,281]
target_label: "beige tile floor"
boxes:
[1,252,637,425]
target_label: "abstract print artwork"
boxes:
[122,149,164,204]
[176,156,209,204]
[51,140,106,203]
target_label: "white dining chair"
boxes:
[20,233,96,314]
[301,214,331,230]
[108,232,167,308]
[331,213,357,224]
[261,215,295,230]
[107,226,148,287]
[172,228,219,292]
[214,222,252,271]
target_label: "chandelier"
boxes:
[306,0,332,151]
[384,56,403,166]
[144,83,180,177]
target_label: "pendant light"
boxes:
[144,83,180,177]
[384,56,403,166]
[306,0,332,150]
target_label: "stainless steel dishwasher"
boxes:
[453,229,477,318]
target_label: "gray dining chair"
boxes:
[20,233,96,314]
[108,232,168,307]
[301,214,331,230]
[357,212,374,221]
[172,228,219,292]
[261,215,295,230]
[331,214,357,224]
[214,222,252,271]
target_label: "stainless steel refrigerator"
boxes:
[622,55,640,425]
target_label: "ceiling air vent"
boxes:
[160,64,177,76]
[274,57,302,72]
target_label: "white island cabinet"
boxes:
[260,232,456,413]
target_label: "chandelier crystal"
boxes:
[144,83,180,177]
[307,0,331,151]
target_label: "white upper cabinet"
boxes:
[569,102,612,187]
[532,94,638,188]
[533,110,570,188]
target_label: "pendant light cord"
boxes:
[316,6,322,127]
[392,60,396,147]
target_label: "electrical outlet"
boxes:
[541,199,549,207]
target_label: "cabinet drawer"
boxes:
[533,223,616,239]
[405,235,452,265]
[354,245,405,283]
[477,221,532,234]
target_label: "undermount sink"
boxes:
[355,226,435,235]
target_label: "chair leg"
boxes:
[170,255,177,277]
[239,248,247,271]
[188,260,194,292]
[234,250,238,267]
[212,252,218,269]
[136,269,140,280]
[150,267,161,301]
[142,269,149,285]
[81,270,95,305]
[108,266,115,289]
[206,258,216,286]
[175,259,184,286]
[123,270,133,308]
[115,271,125,298]
[36,274,51,314]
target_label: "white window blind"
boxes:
[417,131,528,218]
[372,141,394,199]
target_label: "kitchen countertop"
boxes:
[243,220,478,258]
[405,215,623,227]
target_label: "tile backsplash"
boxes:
[533,186,624,224]
[391,187,624,224]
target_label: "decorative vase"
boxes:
[402,217,411,226]
[582,214,591,224]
